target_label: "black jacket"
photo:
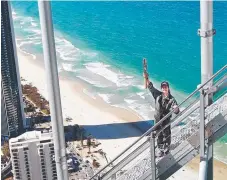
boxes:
[148,82,179,123]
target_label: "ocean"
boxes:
[11,1,227,163]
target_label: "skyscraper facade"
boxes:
[1,1,25,137]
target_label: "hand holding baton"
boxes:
[143,58,148,89]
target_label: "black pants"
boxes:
[155,119,171,150]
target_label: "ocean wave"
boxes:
[12,9,98,67]
[112,102,152,120]
[30,29,41,35]
[83,89,96,100]
[120,96,155,120]
[136,92,146,99]
[124,99,137,104]
[55,37,84,61]
[77,75,109,88]
[17,40,34,48]
[17,46,36,60]
[61,63,78,72]
[136,85,146,90]
[31,22,38,27]
[84,62,136,87]
[98,93,114,104]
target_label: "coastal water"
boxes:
[11,1,227,163]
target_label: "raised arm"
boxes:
[144,72,162,100]
[147,81,162,100]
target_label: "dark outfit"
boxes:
[148,82,179,151]
[87,135,92,153]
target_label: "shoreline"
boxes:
[16,48,227,179]
[19,49,144,123]
[16,48,144,160]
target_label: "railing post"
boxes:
[200,88,205,158]
[207,84,214,180]
[198,88,208,180]
[150,131,156,180]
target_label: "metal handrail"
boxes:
[118,92,227,180]
[118,80,227,180]
[90,65,227,179]
[156,73,227,138]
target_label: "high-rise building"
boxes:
[1,1,25,137]
[9,131,57,180]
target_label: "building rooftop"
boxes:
[9,131,53,145]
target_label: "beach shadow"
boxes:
[32,120,154,141]
[78,120,155,140]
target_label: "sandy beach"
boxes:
[17,50,144,163]
[16,49,227,180]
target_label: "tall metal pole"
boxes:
[198,0,215,179]
[199,0,214,84]
[38,1,69,180]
